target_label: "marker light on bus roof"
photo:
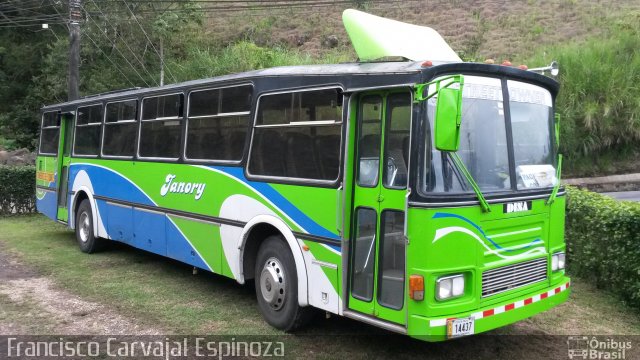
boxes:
[550,61,560,76]
[530,61,560,77]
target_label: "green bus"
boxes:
[34,9,568,342]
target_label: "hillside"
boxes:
[205,0,640,63]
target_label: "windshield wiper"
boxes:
[450,152,491,212]
[546,154,563,205]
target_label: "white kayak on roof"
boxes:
[342,9,462,63]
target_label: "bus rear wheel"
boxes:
[75,199,106,253]
[254,235,313,332]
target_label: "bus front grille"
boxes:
[482,257,547,298]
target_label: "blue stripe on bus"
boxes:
[70,164,211,271]
[69,164,155,207]
[36,189,58,221]
[68,163,340,256]
[213,166,341,241]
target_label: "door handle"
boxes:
[377,194,385,203]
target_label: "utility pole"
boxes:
[68,0,82,101]
[159,37,164,86]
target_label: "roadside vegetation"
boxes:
[0,165,35,215]
[566,187,640,311]
[523,12,640,176]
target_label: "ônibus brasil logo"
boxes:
[160,174,206,200]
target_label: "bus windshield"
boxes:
[422,75,556,195]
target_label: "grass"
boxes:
[523,12,640,170]
[202,0,640,61]
[0,214,639,358]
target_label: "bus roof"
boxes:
[41,60,441,111]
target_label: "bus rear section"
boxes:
[36,110,73,224]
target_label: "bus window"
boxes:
[74,104,103,156]
[357,96,382,187]
[139,93,183,159]
[249,88,342,181]
[382,93,411,189]
[39,111,60,155]
[186,85,252,162]
[103,100,138,157]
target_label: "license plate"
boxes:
[447,317,475,338]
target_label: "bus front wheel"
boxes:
[75,199,106,253]
[254,235,313,331]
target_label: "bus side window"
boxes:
[102,100,138,158]
[248,88,343,182]
[74,104,103,156]
[383,93,411,189]
[39,111,60,155]
[139,93,183,159]
[185,85,252,162]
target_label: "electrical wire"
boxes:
[83,29,138,88]
[84,0,158,85]
[121,0,177,83]
[81,12,153,87]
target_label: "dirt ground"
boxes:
[0,243,162,336]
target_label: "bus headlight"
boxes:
[436,274,465,300]
[552,252,565,271]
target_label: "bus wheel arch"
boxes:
[70,188,98,238]
[239,216,309,307]
[74,197,107,253]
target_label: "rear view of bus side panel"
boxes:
[35,155,58,221]
[36,111,62,221]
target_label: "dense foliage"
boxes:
[2,2,639,177]
[0,165,36,215]
[524,14,640,175]
[0,1,350,152]
[565,187,640,309]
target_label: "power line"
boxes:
[0,17,66,24]
[82,29,138,88]
[91,0,422,15]
[121,0,177,83]
[83,0,158,85]
[0,1,66,16]
[81,12,153,87]
[50,2,70,30]
[0,22,66,28]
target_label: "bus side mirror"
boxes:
[434,87,463,152]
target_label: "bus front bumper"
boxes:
[408,277,571,341]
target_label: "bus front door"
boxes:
[348,91,412,325]
[56,112,73,223]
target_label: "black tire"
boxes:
[75,199,107,253]
[254,235,314,332]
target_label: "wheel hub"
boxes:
[260,257,286,311]
[79,212,90,243]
